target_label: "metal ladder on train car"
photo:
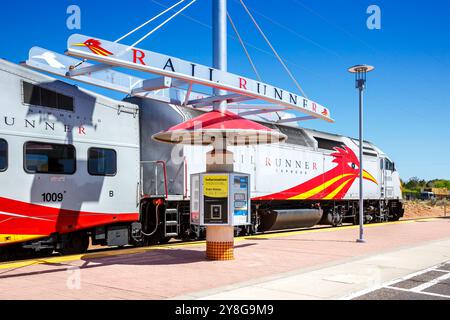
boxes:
[164,208,179,238]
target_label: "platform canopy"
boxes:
[22,34,333,125]
[152,109,287,146]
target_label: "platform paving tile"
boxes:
[392,279,430,290]
[255,275,367,299]
[1,219,450,300]
[391,271,448,289]
[424,283,450,296]
[354,288,449,300]
[200,286,319,300]
[437,263,450,271]
[353,246,450,271]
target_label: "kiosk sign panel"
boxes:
[203,175,229,225]
[190,173,251,226]
[232,175,250,226]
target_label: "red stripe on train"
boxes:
[0,197,139,237]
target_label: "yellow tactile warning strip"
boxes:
[0,218,440,270]
[206,241,234,261]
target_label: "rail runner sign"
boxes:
[66,34,333,122]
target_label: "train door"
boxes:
[381,158,395,199]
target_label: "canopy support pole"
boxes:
[212,0,228,113]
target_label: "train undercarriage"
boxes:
[0,198,404,262]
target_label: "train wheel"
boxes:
[333,215,344,227]
[0,248,9,262]
[143,233,160,246]
[389,214,401,222]
[159,237,171,244]
[35,248,55,258]
[353,213,359,225]
[58,232,89,255]
[353,214,369,225]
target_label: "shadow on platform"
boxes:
[0,243,256,280]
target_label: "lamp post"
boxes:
[348,65,375,243]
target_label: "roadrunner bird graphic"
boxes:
[72,39,113,57]
[255,146,378,200]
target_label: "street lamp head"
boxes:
[348,65,375,90]
[348,65,375,74]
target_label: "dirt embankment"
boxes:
[403,200,448,219]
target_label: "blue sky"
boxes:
[0,0,449,180]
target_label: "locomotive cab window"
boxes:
[385,159,395,171]
[0,139,7,172]
[88,148,117,176]
[25,142,76,174]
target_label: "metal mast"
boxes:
[213,0,228,112]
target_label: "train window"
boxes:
[0,139,7,172]
[391,162,396,171]
[22,81,74,112]
[88,148,117,176]
[384,159,395,171]
[40,87,58,109]
[24,142,76,175]
[314,137,344,151]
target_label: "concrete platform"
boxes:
[0,218,449,300]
